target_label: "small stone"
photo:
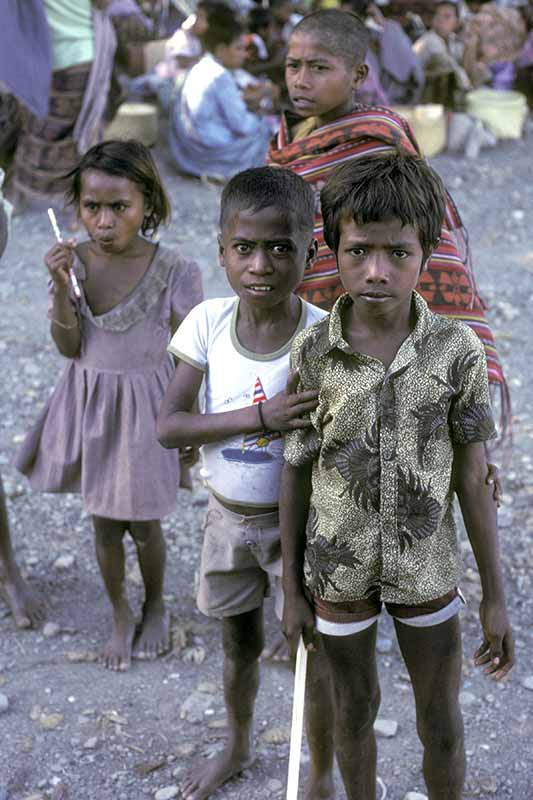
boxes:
[404,793,428,800]
[66,650,98,663]
[43,622,61,638]
[53,554,75,570]
[459,691,477,706]
[374,718,398,738]
[376,636,393,654]
[179,692,215,723]
[182,646,206,665]
[83,737,98,750]
[520,675,533,691]
[197,681,217,694]
[38,712,64,730]
[154,786,179,800]
[261,726,290,745]
[175,742,196,757]
[267,778,283,793]
[0,693,9,713]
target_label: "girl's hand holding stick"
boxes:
[47,208,81,299]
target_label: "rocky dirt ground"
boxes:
[0,131,532,800]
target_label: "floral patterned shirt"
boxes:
[284,292,496,605]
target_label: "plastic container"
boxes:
[466,89,528,139]
[104,103,158,148]
[393,104,447,157]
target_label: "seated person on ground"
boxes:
[413,0,471,106]
[168,11,273,180]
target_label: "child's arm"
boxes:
[45,242,81,358]
[157,364,318,449]
[279,461,317,659]
[453,441,514,680]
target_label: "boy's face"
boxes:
[285,33,368,123]
[219,206,316,309]
[337,216,426,313]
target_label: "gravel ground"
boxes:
[0,131,532,800]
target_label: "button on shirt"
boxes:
[284,292,497,606]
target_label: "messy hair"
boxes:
[64,139,170,236]
[320,152,446,260]
[291,10,369,67]
[220,166,315,235]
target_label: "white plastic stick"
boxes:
[47,207,81,299]
[286,636,308,800]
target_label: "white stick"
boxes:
[47,207,81,299]
[286,636,308,800]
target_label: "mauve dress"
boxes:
[15,245,203,520]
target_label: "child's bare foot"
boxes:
[0,573,45,629]
[100,606,136,671]
[133,602,170,659]
[305,771,336,800]
[261,630,289,662]
[181,747,255,800]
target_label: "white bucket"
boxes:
[466,89,528,139]
[393,104,447,158]
[104,103,159,147]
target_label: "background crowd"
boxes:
[0,0,532,207]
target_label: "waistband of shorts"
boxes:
[313,588,460,624]
[208,492,279,528]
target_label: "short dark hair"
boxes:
[434,0,460,15]
[248,7,272,35]
[320,152,446,260]
[291,10,369,66]
[220,166,315,236]
[64,139,170,236]
[201,9,242,52]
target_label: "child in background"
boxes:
[157,167,326,800]
[169,13,273,181]
[0,172,45,629]
[281,153,514,800]
[268,8,510,442]
[15,140,203,671]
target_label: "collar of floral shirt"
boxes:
[312,290,446,374]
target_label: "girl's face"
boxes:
[216,35,247,70]
[285,33,367,123]
[79,170,148,255]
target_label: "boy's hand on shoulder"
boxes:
[262,370,319,432]
[474,598,514,681]
[282,590,317,661]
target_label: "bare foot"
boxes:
[181,748,254,800]
[133,603,170,660]
[0,573,46,629]
[261,630,289,662]
[305,771,336,800]
[100,607,136,671]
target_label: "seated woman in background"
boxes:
[168,11,272,180]
[413,0,471,107]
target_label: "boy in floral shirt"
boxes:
[280,152,514,800]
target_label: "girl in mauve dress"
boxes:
[15,140,203,671]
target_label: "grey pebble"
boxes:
[374,718,398,738]
[154,787,179,800]
[0,693,9,713]
[520,675,533,691]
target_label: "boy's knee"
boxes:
[417,710,464,754]
[223,612,264,664]
[335,684,381,737]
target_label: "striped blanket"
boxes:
[268,105,510,438]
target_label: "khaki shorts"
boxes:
[197,494,283,619]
